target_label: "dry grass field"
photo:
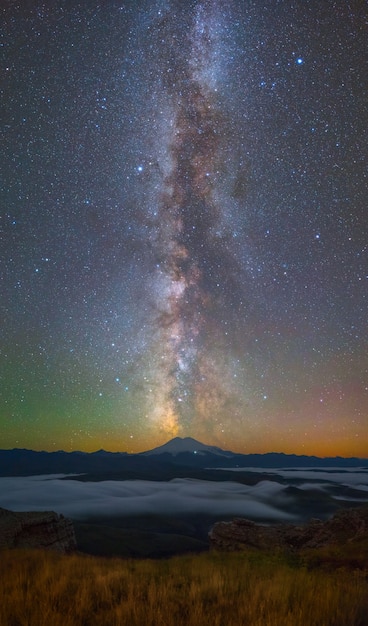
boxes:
[0,548,367,626]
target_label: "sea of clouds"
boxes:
[0,467,367,522]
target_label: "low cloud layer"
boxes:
[221,467,368,486]
[0,469,367,523]
[0,476,293,521]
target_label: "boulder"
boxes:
[0,507,77,553]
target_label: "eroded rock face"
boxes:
[0,507,77,553]
[209,506,368,552]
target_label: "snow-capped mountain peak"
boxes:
[141,436,233,457]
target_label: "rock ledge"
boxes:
[209,506,368,552]
[0,507,77,553]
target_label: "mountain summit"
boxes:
[141,436,233,457]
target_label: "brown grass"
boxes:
[0,548,367,626]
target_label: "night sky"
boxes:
[1,1,367,456]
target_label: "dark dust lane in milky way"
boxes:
[135,2,249,437]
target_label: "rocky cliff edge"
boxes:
[0,507,77,553]
[209,506,368,553]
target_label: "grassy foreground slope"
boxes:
[1,549,367,626]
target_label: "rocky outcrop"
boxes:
[0,507,77,553]
[209,506,368,552]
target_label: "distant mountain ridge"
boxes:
[0,437,366,477]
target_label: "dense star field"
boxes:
[1,1,367,455]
